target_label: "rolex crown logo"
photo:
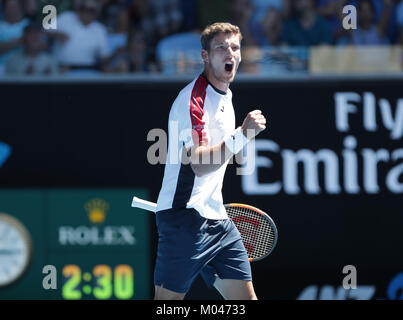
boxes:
[84,198,109,224]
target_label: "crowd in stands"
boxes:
[1,0,403,76]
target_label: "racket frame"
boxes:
[225,203,278,262]
[131,196,278,262]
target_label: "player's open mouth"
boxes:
[225,62,234,73]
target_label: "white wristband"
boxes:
[224,127,250,154]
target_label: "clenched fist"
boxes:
[241,110,267,139]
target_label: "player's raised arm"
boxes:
[188,110,266,177]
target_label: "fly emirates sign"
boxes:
[242,92,403,195]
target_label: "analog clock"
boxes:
[0,213,33,287]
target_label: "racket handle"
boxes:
[131,196,157,212]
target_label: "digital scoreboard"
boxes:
[0,189,151,300]
[62,264,134,300]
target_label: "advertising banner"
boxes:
[0,78,402,299]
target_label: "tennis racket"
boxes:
[131,196,278,262]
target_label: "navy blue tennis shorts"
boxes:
[154,207,252,293]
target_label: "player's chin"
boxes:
[223,70,237,82]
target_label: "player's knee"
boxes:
[246,292,258,300]
[235,288,257,300]
[215,279,257,300]
[246,286,258,300]
[154,286,185,300]
[225,290,257,300]
[154,292,184,300]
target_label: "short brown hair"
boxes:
[201,22,243,51]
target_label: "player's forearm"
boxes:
[190,142,234,177]
[189,111,266,177]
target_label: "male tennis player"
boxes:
[154,22,266,300]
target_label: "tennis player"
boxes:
[154,22,266,300]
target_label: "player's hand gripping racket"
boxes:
[131,196,278,262]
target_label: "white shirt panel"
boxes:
[156,75,235,219]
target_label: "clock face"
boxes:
[0,214,32,287]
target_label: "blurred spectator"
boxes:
[141,0,183,44]
[349,0,398,43]
[105,29,148,73]
[101,0,127,32]
[22,0,38,21]
[126,0,148,29]
[22,0,74,22]
[282,0,333,46]
[239,7,290,75]
[398,0,403,67]
[5,23,58,75]
[250,7,284,46]
[250,0,291,24]
[196,0,229,30]
[317,0,347,41]
[41,0,73,12]
[398,0,403,28]
[156,30,202,74]
[238,46,262,74]
[101,2,129,55]
[0,0,29,75]
[227,0,256,46]
[49,0,111,74]
[338,0,392,45]
[139,0,183,66]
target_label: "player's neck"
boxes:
[203,69,229,93]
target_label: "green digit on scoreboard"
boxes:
[62,265,82,300]
[93,265,113,300]
[114,265,134,300]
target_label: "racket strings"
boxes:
[226,205,276,260]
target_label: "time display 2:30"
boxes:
[62,264,134,300]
